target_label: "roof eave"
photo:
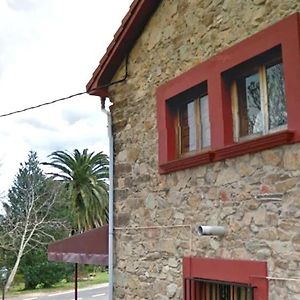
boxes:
[86,0,162,95]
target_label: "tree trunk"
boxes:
[5,250,22,292]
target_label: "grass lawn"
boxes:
[8,271,108,297]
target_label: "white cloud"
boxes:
[0,0,132,196]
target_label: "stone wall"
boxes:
[108,0,300,299]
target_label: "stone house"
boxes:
[87,1,300,299]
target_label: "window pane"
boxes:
[179,100,197,153]
[266,62,287,130]
[187,101,197,151]
[179,103,190,153]
[200,95,211,148]
[178,91,209,155]
[237,72,262,137]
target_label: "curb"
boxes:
[7,283,109,300]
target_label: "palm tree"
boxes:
[43,149,109,231]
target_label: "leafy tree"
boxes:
[0,151,69,291]
[43,149,109,231]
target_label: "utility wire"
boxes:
[0,54,129,119]
[0,90,88,118]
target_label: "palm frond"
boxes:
[44,149,109,230]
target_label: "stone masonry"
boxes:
[107,0,300,299]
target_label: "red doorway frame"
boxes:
[183,257,268,300]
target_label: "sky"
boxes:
[0,0,132,197]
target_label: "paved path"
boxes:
[7,283,108,300]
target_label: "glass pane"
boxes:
[266,62,287,130]
[179,104,190,153]
[179,100,197,153]
[237,72,262,137]
[200,95,211,148]
[246,72,262,134]
[187,101,197,151]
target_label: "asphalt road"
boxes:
[7,283,108,300]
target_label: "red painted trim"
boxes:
[250,276,269,300]
[86,0,162,94]
[183,257,268,300]
[88,87,109,97]
[157,13,300,174]
[159,151,214,174]
[208,73,233,148]
[214,130,294,161]
[183,257,192,300]
[160,131,293,174]
[281,13,300,140]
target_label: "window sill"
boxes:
[159,151,214,174]
[214,130,294,161]
[159,130,294,174]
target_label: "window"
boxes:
[178,95,210,154]
[183,257,268,300]
[230,47,287,141]
[157,13,300,174]
[186,278,253,300]
[171,84,210,157]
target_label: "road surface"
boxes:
[7,283,108,300]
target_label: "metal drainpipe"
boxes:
[101,97,114,300]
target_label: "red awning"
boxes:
[48,225,108,265]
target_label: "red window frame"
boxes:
[156,13,300,174]
[183,257,268,300]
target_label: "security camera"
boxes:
[198,225,225,236]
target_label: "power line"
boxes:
[0,90,89,118]
[0,54,129,119]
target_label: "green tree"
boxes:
[0,151,69,291]
[43,149,109,231]
[20,248,73,289]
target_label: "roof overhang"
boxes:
[86,0,162,97]
[48,225,108,265]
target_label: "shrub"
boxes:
[20,250,73,289]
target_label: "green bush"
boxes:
[20,250,73,289]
